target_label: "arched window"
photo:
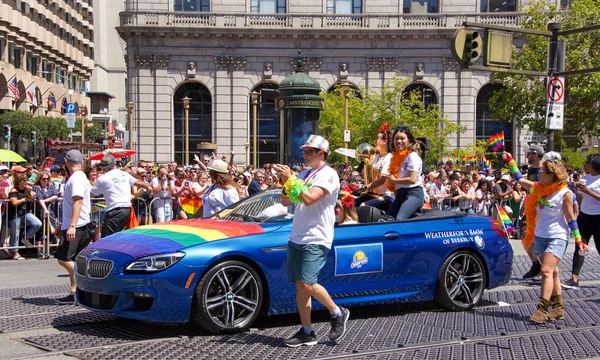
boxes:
[402,83,438,109]
[249,83,279,167]
[173,82,212,164]
[476,83,512,154]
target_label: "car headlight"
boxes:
[124,252,185,273]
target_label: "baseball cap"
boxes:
[300,135,331,155]
[542,151,562,162]
[65,149,83,164]
[500,174,511,181]
[49,165,60,172]
[0,165,9,172]
[100,154,116,170]
[136,167,147,174]
[527,145,544,156]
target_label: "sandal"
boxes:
[13,256,25,260]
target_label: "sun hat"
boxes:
[300,135,331,155]
[11,165,26,173]
[500,174,511,181]
[208,159,229,174]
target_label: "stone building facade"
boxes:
[120,0,567,165]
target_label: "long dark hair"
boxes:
[390,125,420,152]
[210,170,240,197]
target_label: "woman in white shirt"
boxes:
[356,125,394,211]
[386,126,424,220]
[200,160,240,218]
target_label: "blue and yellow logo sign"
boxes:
[335,243,383,276]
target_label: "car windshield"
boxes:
[212,188,294,223]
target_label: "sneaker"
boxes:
[522,262,541,279]
[562,278,579,289]
[54,294,75,305]
[36,251,44,258]
[329,307,350,341]
[283,328,317,348]
[22,238,34,248]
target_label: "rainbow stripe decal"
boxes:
[87,219,265,259]
[496,205,515,234]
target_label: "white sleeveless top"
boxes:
[535,187,569,240]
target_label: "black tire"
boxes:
[434,250,486,311]
[191,260,263,334]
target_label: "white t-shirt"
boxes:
[202,185,240,218]
[581,174,600,215]
[91,169,136,211]
[395,152,423,189]
[61,170,91,230]
[372,152,392,195]
[151,176,171,208]
[535,188,570,240]
[289,165,340,249]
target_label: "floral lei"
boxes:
[386,149,411,192]
[283,175,308,203]
[522,181,567,249]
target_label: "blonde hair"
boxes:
[336,200,358,224]
[543,160,568,185]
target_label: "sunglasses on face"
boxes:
[41,178,49,181]
[303,149,318,155]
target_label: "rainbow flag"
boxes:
[85,219,266,259]
[496,204,515,234]
[468,155,478,167]
[438,156,444,167]
[179,197,203,219]
[488,131,504,152]
[461,154,466,166]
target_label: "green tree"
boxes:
[319,77,465,167]
[489,0,600,148]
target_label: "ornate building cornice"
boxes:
[134,54,170,70]
[289,56,322,71]
[214,56,247,71]
[442,57,458,71]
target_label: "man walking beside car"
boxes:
[55,150,95,305]
[273,134,349,347]
[91,154,151,238]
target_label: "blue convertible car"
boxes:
[75,189,513,334]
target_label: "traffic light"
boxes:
[451,28,482,65]
[30,131,36,143]
[3,125,10,141]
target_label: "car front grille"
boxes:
[87,259,113,278]
[78,289,118,310]
[76,256,87,276]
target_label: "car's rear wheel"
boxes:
[434,250,486,310]
[191,260,263,334]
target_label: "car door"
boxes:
[319,221,409,299]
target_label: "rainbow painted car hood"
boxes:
[86,219,266,259]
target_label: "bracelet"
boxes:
[568,220,581,239]
[506,159,523,181]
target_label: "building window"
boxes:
[327,0,362,14]
[42,60,54,81]
[480,0,517,12]
[80,78,87,95]
[476,83,513,155]
[174,0,210,11]
[0,38,4,62]
[26,52,40,76]
[402,83,438,110]
[8,44,22,69]
[69,74,77,92]
[173,83,213,164]
[249,83,280,166]
[403,0,439,13]
[250,0,286,13]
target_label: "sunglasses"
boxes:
[303,149,318,155]
[41,178,49,180]
[395,126,409,132]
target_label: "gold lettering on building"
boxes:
[289,100,321,106]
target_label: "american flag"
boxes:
[7,75,20,100]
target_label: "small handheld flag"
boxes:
[496,204,515,234]
[488,131,504,152]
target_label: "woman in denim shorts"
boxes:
[528,160,589,323]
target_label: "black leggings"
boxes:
[571,211,600,276]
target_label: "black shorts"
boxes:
[101,207,131,238]
[56,222,96,262]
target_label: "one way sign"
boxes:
[546,76,565,130]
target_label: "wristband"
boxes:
[505,159,523,181]
[568,220,581,240]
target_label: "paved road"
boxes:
[2,240,600,360]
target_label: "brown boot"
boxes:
[530,297,551,324]
[547,294,565,321]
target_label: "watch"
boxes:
[69,224,76,228]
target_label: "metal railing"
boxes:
[119,11,523,30]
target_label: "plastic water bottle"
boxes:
[579,245,591,257]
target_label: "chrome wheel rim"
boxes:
[204,265,260,329]
[444,253,484,307]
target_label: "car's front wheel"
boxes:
[434,250,486,310]
[191,260,263,334]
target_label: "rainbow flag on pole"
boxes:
[496,204,515,234]
[488,131,504,152]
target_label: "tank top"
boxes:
[535,187,569,240]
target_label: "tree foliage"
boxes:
[319,77,465,167]
[489,0,600,149]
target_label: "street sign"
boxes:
[65,103,76,129]
[520,135,547,142]
[545,76,565,130]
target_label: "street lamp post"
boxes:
[250,91,259,167]
[341,82,351,163]
[182,96,191,165]
[80,105,88,144]
[127,101,134,153]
